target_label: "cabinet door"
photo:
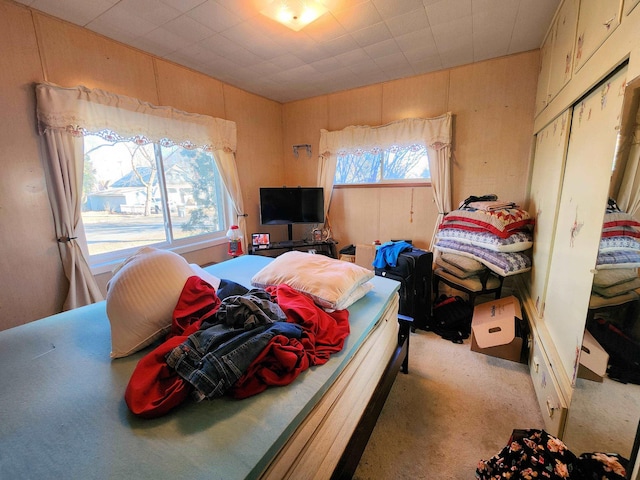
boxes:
[528,109,572,318]
[535,29,554,116]
[573,0,623,73]
[547,0,579,101]
[543,65,628,383]
[625,0,640,16]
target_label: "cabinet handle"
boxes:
[603,16,615,30]
[546,398,556,418]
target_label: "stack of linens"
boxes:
[590,207,640,308]
[435,198,534,278]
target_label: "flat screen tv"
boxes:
[259,187,324,241]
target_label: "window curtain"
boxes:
[615,103,640,217]
[35,82,240,310]
[318,113,452,248]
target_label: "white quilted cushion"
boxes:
[251,251,374,310]
[106,247,214,359]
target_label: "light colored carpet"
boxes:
[563,375,640,458]
[354,329,545,480]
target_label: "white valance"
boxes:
[319,114,451,157]
[35,83,236,153]
[316,114,453,250]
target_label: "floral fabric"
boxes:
[476,429,627,480]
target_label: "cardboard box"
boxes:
[470,296,524,363]
[339,254,355,263]
[355,244,376,270]
[577,330,609,382]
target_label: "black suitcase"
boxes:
[375,247,433,330]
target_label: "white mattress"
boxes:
[0,254,400,480]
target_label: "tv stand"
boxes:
[250,239,337,258]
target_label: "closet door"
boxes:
[528,109,572,318]
[543,65,628,383]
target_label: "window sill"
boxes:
[89,236,228,275]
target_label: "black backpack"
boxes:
[429,295,474,344]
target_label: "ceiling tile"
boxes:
[509,0,559,52]
[320,34,361,56]
[186,0,242,32]
[333,1,384,32]
[87,9,157,42]
[161,15,215,44]
[373,0,425,18]
[130,27,191,57]
[114,0,182,26]
[333,47,372,67]
[394,27,437,53]
[302,12,349,42]
[351,22,392,47]
[431,15,473,50]
[425,0,472,26]
[159,0,206,14]
[385,7,430,37]
[411,54,443,74]
[30,0,118,26]
[18,0,560,102]
[363,38,401,58]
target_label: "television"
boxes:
[259,187,324,241]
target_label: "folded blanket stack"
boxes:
[434,198,534,279]
[591,206,640,305]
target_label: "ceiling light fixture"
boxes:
[260,0,328,31]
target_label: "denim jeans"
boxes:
[166,290,302,400]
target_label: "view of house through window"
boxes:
[334,144,430,184]
[82,133,227,263]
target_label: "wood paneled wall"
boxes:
[0,0,282,330]
[282,51,539,251]
[0,0,539,329]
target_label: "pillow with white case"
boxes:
[106,247,220,359]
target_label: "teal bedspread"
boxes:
[0,255,399,480]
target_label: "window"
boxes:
[334,144,430,185]
[82,132,229,265]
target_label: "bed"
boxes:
[0,254,408,480]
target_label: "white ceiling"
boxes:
[15,0,560,103]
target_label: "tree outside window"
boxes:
[334,144,430,185]
[82,134,226,262]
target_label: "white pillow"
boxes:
[189,263,221,290]
[592,268,638,288]
[440,253,485,274]
[251,251,374,310]
[106,247,218,359]
[332,281,373,311]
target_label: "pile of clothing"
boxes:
[434,195,534,286]
[125,277,350,418]
[477,429,628,479]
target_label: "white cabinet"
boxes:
[548,0,579,100]
[527,109,572,318]
[573,0,623,73]
[535,31,554,116]
[529,335,568,437]
[625,0,640,16]
[535,0,579,116]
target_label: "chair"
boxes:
[433,267,504,306]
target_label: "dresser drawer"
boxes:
[529,335,568,437]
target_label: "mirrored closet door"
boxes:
[561,73,640,464]
[527,63,640,467]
